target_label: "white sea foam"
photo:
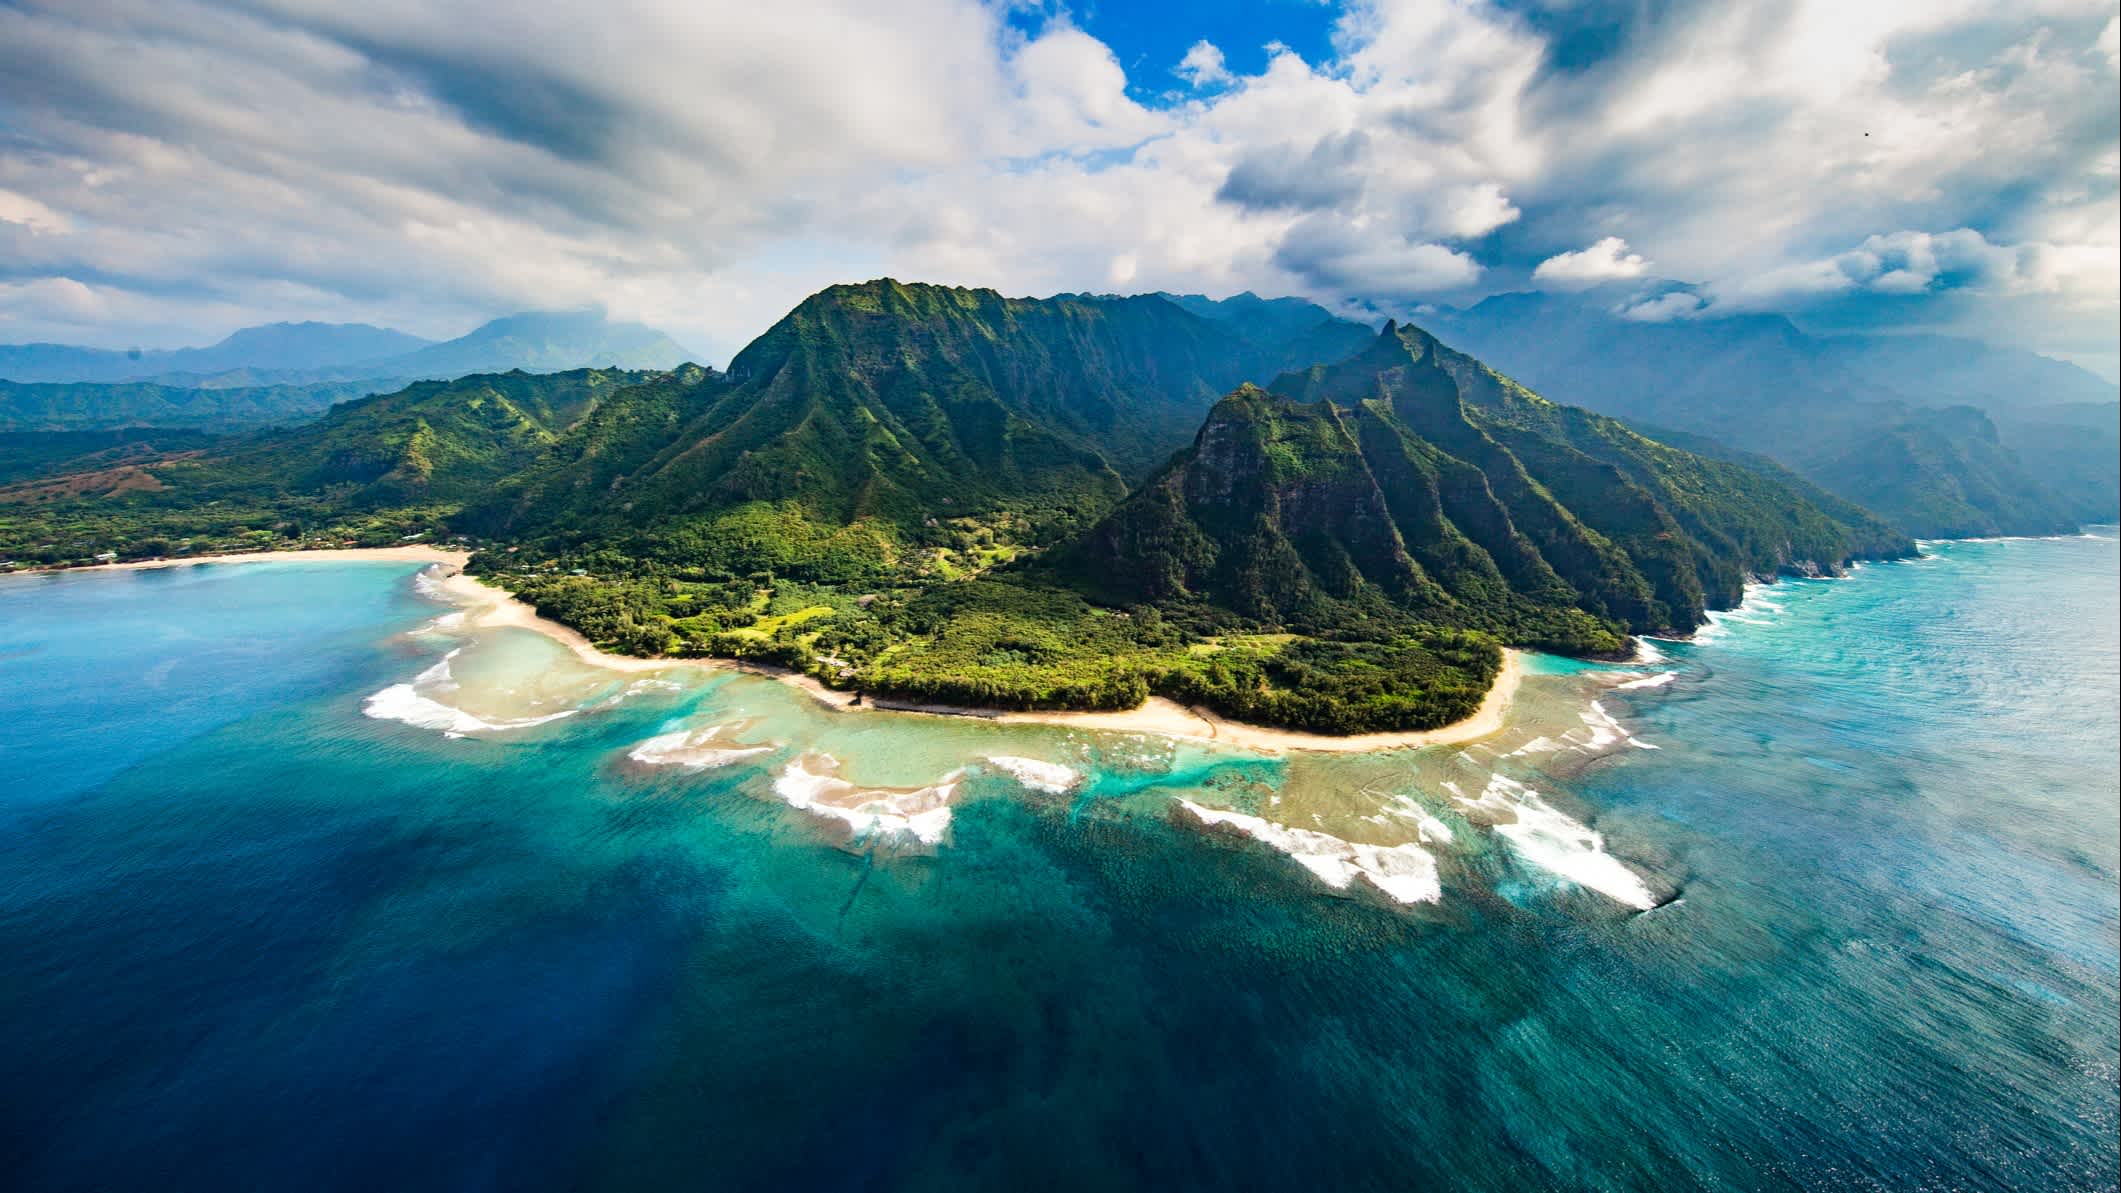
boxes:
[1582,700,1659,750]
[1178,800,1442,905]
[983,755,1083,793]
[1451,775,1655,909]
[411,566,450,601]
[1383,797,1456,845]
[362,685,577,737]
[1613,671,1676,690]
[772,754,959,844]
[1631,637,1668,664]
[361,650,578,738]
[1695,581,1787,642]
[627,725,771,771]
[1507,735,1564,757]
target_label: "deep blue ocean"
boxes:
[2,536,2115,1191]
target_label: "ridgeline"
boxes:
[2,281,1921,734]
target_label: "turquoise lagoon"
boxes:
[1,534,2114,1190]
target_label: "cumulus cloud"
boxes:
[1176,40,1234,89]
[1272,215,1483,297]
[0,0,2112,373]
[1709,227,2121,308]
[1532,237,1650,288]
[1617,291,1709,323]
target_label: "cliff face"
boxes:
[467,281,1376,576]
[1077,385,1424,621]
[1060,325,1914,653]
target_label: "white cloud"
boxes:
[1617,291,1708,322]
[0,0,2110,372]
[1176,40,1233,89]
[1707,227,2121,309]
[0,188,70,235]
[1532,237,1650,288]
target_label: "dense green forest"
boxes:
[1,282,1921,733]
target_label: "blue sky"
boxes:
[0,0,2115,378]
[1035,0,1341,98]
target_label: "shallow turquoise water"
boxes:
[1,536,2114,1191]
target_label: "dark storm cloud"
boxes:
[1216,130,1372,211]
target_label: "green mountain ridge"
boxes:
[1058,324,1910,655]
[0,282,1934,734]
[0,369,661,555]
[468,280,1372,579]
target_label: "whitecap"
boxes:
[1450,775,1655,910]
[362,684,577,738]
[1383,797,1456,845]
[1582,700,1659,750]
[1613,671,1676,691]
[410,565,450,601]
[984,755,1082,794]
[1178,800,1442,905]
[361,649,578,738]
[772,754,959,845]
[627,725,771,771]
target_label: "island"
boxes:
[0,280,1914,735]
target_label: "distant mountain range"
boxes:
[0,310,698,431]
[1425,293,2120,537]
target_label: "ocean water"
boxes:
[1,536,2114,1191]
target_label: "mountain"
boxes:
[0,369,662,559]
[0,311,696,405]
[0,428,220,487]
[0,322,431,385]
[1160,291,1376,366]
[0,282,1913,736]
[469,280,1373,577]
[1425,292,2117,534]
[0,311,698,441]
[382,310,693,378]
[1056,323,1912,652]
[0,377,389,433]
[158,322,433,375]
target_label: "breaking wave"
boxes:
[1179,800,1442,905]
[772,754,961,845]
[1448,775,1655,910]
[627,724,772,771]
[984,755,1082,794]
[361,650,578,738]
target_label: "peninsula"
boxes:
[3,280,1913,735]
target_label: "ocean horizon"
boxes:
[3,531,2115,1190]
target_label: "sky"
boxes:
[1,0,2116,378]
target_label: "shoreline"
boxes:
[21,546,1524,754]
[24,545,473,573]
[434,569,1523,754]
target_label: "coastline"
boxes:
[434,569,1522,754]
[26,546,1523,753]
[35,545,474,573]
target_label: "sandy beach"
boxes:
[434,569,1522,754]
[55,545,474,572]
[42,548,1523,753]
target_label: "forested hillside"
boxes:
[1,283,1927,733]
